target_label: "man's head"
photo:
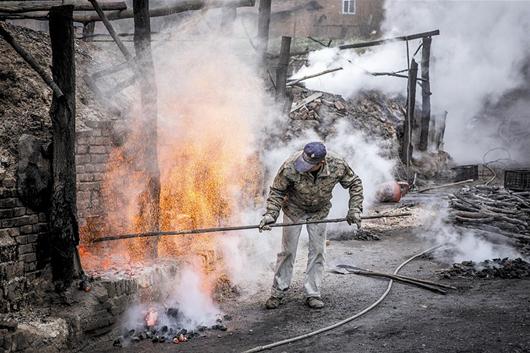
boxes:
[294,142,327,173]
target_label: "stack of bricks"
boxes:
[0,178,48,313]
[75,120,116,233]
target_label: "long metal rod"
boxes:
[91,213,412,243]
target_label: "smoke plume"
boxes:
[292,0,530,163]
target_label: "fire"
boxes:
[79,55,264,274]
[144,307,158,327]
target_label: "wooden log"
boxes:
[73,0,255,23]
[0,1,126,13]
[257,0,271,63]
[0,23,64,98]
[275,36,291,100]
[133,0,160,260]
[339,30,440,50]
[418,36,432,151]
[48,5,79,289]
[287,67,342,86]
[400,58,418,166]
[88,0,132,61]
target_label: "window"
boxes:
[342,0,356,15]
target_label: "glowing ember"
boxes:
[144,307,158,327]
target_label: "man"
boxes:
[260,142,363,309]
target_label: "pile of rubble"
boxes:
[287,87,403,160]
[448,185,530,245]
[438,258,530,279]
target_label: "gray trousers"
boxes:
[271,213,327,299]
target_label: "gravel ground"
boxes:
[84,218,530,353]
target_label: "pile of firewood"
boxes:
[448,186,530,243]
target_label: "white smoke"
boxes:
[292,0,530,164]
[419,200,521,264]
[122,265,220,331]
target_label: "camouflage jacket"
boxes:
[265,151,363,221]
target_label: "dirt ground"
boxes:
[83,197,530,353]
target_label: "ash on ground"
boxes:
[438,258,530,279]
[330,228,381,241]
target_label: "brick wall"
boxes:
[75,120,117,235]
[0,178,49,313]
[0,119,118,313]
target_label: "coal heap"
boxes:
[438,258,530,279]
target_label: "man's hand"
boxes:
[346,209,361,228]
[259,214,276,232]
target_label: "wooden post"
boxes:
[401,59,418,167]
[418,36,432,151]
[275,36,291,100]
[133,0,160,260]
[48,5,78,289]
[257,0,271,63]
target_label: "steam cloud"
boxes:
[292,0,530,164]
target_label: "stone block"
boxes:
[78,173,93,182]
[93,164,107,173]
[33,223,47,233]
[0,209,14,218]
[94,137,110,145]
[91,154,107,164]
[20,225,33,235]
[26,234,39,243]
[18,244,34,255]
[75,154,91,165]
[0,198,18,209]
[13,207,26,217]
[89,146,107,154]
[15,235,28,245]
[20,253,36,263]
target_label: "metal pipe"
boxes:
[90,213,412,243]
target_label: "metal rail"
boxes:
[90,213,412,243]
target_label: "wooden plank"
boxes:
[73,0,255,23]
[257,0,271,63]
[290,92,322,113]
[287,67,343,86]
[48,4,78,289]
[0,1,126,13]
[400,59,418,166]
[133,0,160,260]
[275,36,291,99]
[339,30,440,50]
[418,37,432,151]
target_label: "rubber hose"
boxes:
[242,244,445,353]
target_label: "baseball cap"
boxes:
[294,142,327,173]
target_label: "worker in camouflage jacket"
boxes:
[260,142,363,309]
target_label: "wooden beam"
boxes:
[339,30,440,50]
[88,0,132,60]
[0,23,64,98]
[133,0,160,260]
[275,36,291,100]
[0,1,126,13]
[48,4,78,289]
[73,0,255,23]
[257,0,271,63]
[418,37,432,151]
[400,59,418,167]
[287,67,343,86]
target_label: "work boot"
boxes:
[306,297,324,309]
[265,296,281,309]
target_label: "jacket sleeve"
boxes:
[265,163,291,221]
[339,162,364,212]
